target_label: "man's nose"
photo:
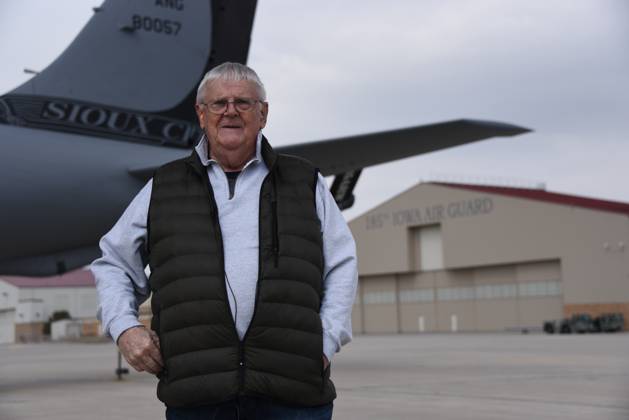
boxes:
[224,101,238,115]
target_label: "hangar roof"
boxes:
[0,269,95,288]
[433,183,629,216]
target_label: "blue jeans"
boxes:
[165,396,333,420]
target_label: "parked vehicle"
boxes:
[544,312,624,334]
[595,313,625,332]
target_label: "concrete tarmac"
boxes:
[1,333,628,420]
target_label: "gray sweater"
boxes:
[90,134,358,361]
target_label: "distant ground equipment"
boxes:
[544,313,624,334]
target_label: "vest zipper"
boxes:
[239,167,276,391]
[201,167,244,342]
[207,172,248,394]
[238,341,245,391]
[197,159,278,395]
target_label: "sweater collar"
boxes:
[186,132,277,176]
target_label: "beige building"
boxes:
[349,182,629,333]
[0,269,99,342]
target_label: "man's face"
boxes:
[195,79,268,156]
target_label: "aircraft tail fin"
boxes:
[0,0,257,148]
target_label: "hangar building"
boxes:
[349,182,629,333]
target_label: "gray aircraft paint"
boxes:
[12,1,211,112]
[0,124,187,273]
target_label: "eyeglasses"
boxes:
[199,98,262,114]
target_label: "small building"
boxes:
[349,182,629,333]
[0,269,98,342]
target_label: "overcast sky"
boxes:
[1,1,627,221]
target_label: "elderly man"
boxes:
[91,62,357,419]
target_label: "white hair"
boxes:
[195,62,266,103]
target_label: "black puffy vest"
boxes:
[147,137,336,407]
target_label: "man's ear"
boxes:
[194,103,205,129]
[260,102,269,129]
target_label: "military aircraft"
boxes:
[0,0,530,276]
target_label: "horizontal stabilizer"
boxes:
[126,119,531,184]
[279,119,531,176]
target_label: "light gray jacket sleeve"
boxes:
[315,173,359,362]
[90,180,153,343]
